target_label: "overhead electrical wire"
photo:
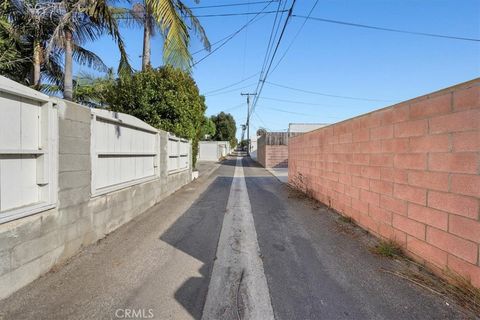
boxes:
[194,10,288,18]
[262,106,313,116]
[223,102,247,112]
[256,0,288,90]
[203,72,260,95]
[204,83,257,97]
[260,96,354,107]
[293,15,480,42]
[253,111,270,130]
[260,105,342,120]
[250,0,297,116]
[264,81,396,102]
[191,1,278,10]
[193,2,281,66]
[191,14,266,56]
[269,0,320,75]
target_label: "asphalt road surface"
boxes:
[0,157,471,320]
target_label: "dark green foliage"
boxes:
[256,127,267,137]
[73,70,115,107]
[211,112,237,148]
[105,66,206,167]
[200,116,216,140]
[237,139,249,150]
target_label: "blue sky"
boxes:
[82,0,480,139]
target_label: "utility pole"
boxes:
[241,92,256,155]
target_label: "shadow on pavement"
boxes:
[159,158,236,319]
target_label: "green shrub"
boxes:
[105,66,206,168]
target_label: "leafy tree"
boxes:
[256,127,267,137]
[238,139,249,150]
[211,112,237,148]
[200,116,216,140]
[119,0,210,70]
[105,66,206,167]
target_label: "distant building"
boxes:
[288,123,329,135]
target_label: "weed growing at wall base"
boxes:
[370,240,403,258]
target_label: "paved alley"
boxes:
[0,157,471,320]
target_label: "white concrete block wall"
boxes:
[0,77,58,223]
[0,78,193,300]
[198,141,231,161]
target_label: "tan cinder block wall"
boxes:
[257,135,267,167]
[0,100,192,299]
[289,79,480,287]
[265,145,288,168]
[257,133,289,168]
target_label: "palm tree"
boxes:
[1,0,62,87]
[46,0,132,100]
[2,0,115,92]
[0,15,28,82]
[123,0,210,70]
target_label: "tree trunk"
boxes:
[32,41,41,88]
[64,30,73,100]
[142,11,151,71]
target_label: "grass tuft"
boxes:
[371,240,403,258]
[338,215,353,224]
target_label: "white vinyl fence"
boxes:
[0,76,195,301]
[90,109,160,195]
[0,76,58,223]
[168,134,190,172]
[0,75,192,222]
[198,141,231,161]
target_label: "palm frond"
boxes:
[42,50,64,88]
[86,0,133,74]
[72,44,108,72]
[176,0,210,51]
[147,0,190,69]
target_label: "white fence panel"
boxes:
[168,136,179,172]
[0,76,58,223]
[168,135,190,173]
[198,141,230,161]
[179,140,189,169]
[91,109,159,195]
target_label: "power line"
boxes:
[261,96,354,107]
[257,0,288,86]
[261,105,342,119]
[191,1,278,10]
[262,106,312,116]
[250,0,286,103]
[193,3,281,66]
[269,0,320,75]
[293,15,480,42]
[192,13,266,56]
[253,111,270,131]
[250,0,297,115]
[223,102,247,112]
[203,72,260,95]
[194,10,288,18]
[204,83,257,97]
[264,81,396,102]
[243,0,286,142]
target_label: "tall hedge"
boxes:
[211,112,237,148]
[106,66,206,168]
